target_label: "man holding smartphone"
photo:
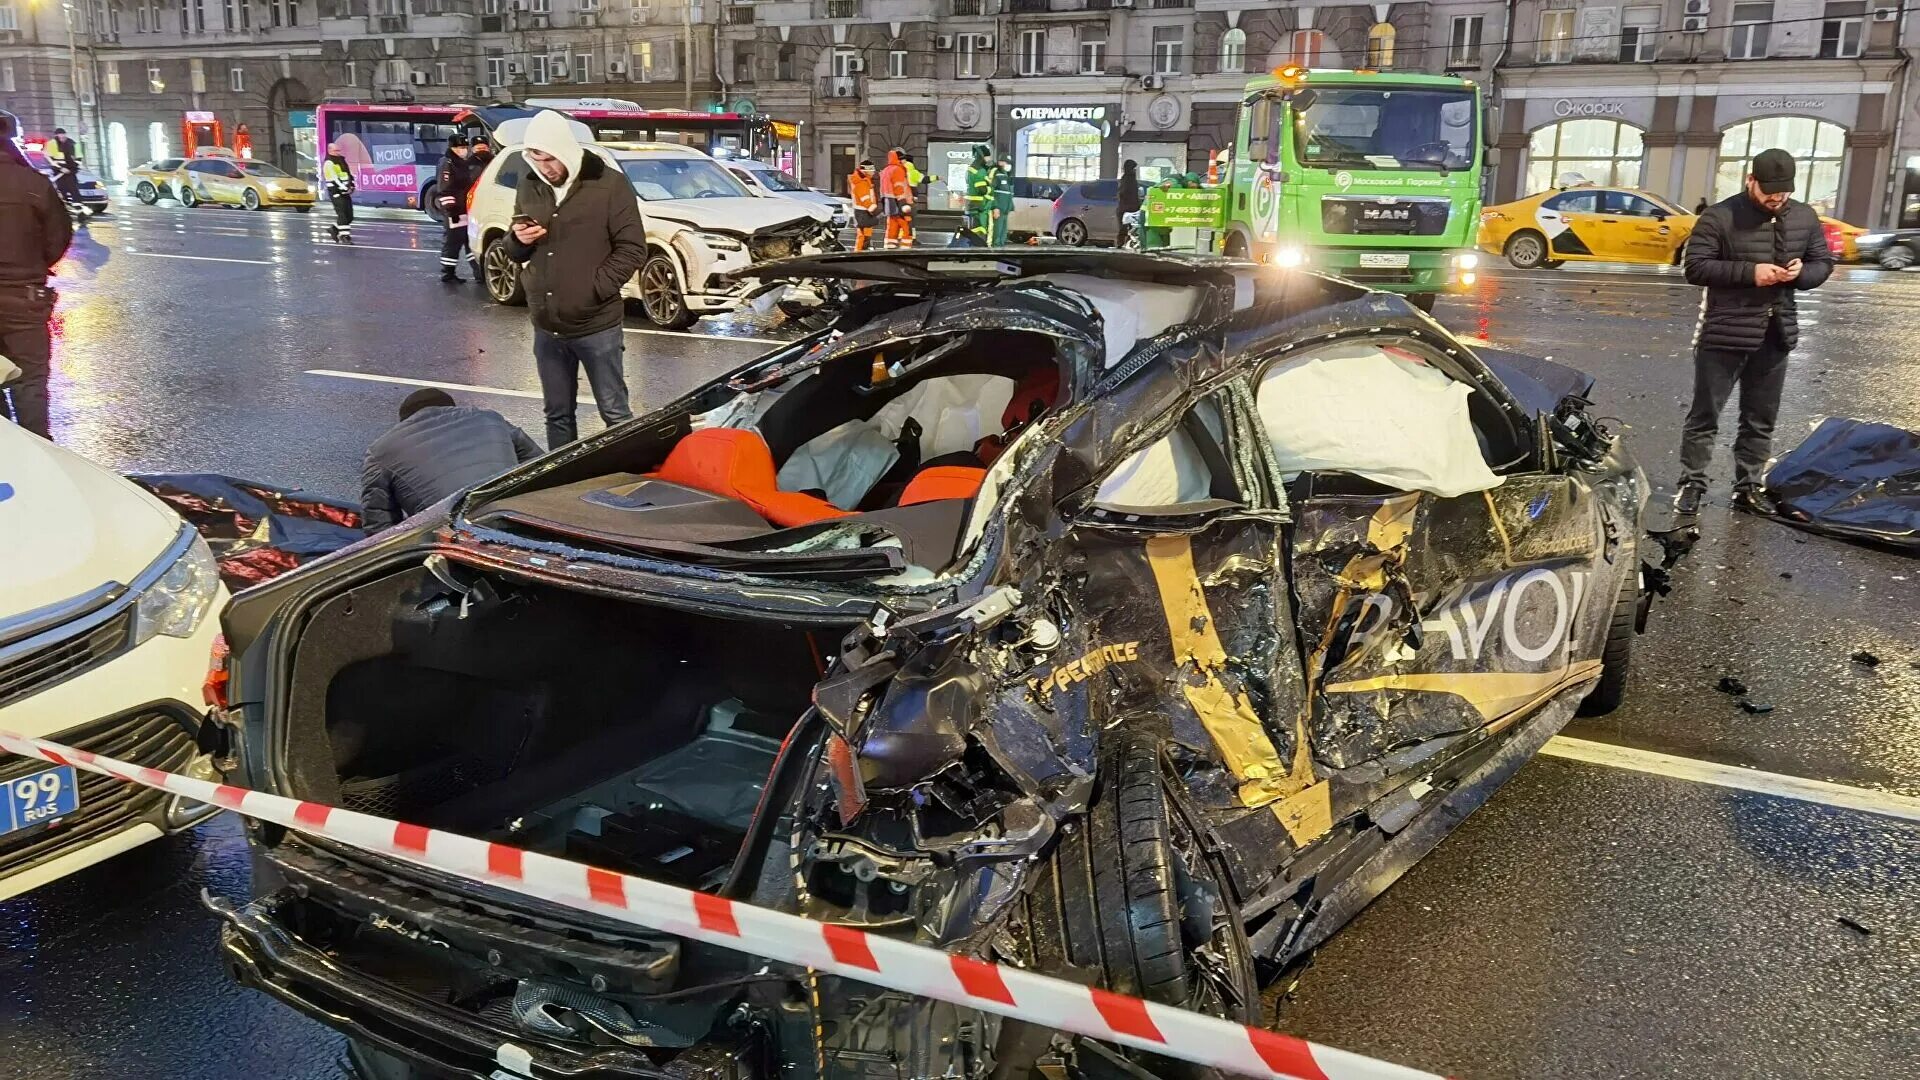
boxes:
[505,111,648,448]
[1672,148,1833,518]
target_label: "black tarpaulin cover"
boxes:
[130,473,367,587]
[1763,417,1920,551]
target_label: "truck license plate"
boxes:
[2,766,80,836]
[1359,253,1411,269]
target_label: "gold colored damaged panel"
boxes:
[1322,660,1604,725]
[1144,534,1302,807]
[1271,781,1334,846]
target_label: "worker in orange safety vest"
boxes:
[880,148,914,248]
[847,159,879,251]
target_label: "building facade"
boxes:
[1495,0,1916,226]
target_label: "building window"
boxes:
[889,47,907,77]
[344,60,356,86]
[1289,28,1326,67]
[958,33,982,78]
[1448,15,1483,65]
[192,0,206,30]
[1019,29,1045,75]
[733,43,755,82]
[191,58,207,92]
[776,44,795,80]
[1620,6,1660,62]
[487,52,507,86]
[825,0,858,17]
[1527,119,1644,191]
[1718,117,1846,215]
[636,40,654,80]
[1541,9,1575,62]
[104,61,121,94]
[1019,119,1102,182]
[1819,1,1865,58]
[222,0,235,29]
[1152,26,1183,74]
[574,52,593,83]
[579,0,598,10]
[1728,1,1772,59]
[530,53,549,84]
[832,48,858,77]
[1365,23,1395,68]
[1218,27,1244,73]
[229,65,244,92]
[136,1,147,31]
[1080,36,1106,74]
[0,59,12,92]
[148,63,163,91]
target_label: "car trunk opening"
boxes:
[280,561,835,891]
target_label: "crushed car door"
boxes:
[1051,390,1319,843]
[1258,336,1610,788]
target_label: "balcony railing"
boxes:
[819,74,863,100]
[951,0,981,13]
[1148,0,1188,8]
[1009,0,1049,12]
[824,0,859,17]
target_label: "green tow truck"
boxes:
[1145,67,1486,311]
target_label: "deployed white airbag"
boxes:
[775,420,899,510]
[1094,427,1215,508]
[1031,274,1200,368]
[775,374,1015,509]
[1257,343,1503,498]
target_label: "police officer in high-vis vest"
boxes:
[323,142,356,244]
[434,134,475,283]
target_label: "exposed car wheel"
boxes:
[179,186,198,208]
[639,253,696,329]
[1880,244,1916,270]
[1409,292,1438,313]
[999,735,1255,1078]
[1222,233,1250,260]
[296,205,312,213]
[1055,218,1088,247]
[482,237,526,306]
[1579,571,1638,716]
[1504,230,1548,269]
[134,181,159,205]
[242,188,262,211]
[345,1037,436,1080]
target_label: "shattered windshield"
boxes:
[1292,88,1477,172]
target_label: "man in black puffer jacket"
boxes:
[360,389,543,531]
[1674,148,1833,517]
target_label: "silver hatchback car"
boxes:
[1049,179,1146,246]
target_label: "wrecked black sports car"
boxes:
[208,250,1649,1079]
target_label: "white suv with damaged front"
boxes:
[469,139,836,330]
[0,420,227,899]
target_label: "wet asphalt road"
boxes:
[5,201,1918,1079]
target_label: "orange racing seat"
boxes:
[898,466,987,507]
[649,428,853,528]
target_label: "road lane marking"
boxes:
[124,251,275,265]
[306,368,594,404]
[623,326,785,345]
[1541,736,1920,823]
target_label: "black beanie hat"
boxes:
[399,388,456,419]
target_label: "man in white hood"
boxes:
[505,110,649,447]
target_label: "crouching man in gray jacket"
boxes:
[360,388,543,531]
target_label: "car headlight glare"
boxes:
[1454,251,1480,270]
[697,231,745,252]
[1272,246,1305,268]
[133,535,221,643]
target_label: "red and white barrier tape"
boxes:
[0,727,1439,1080]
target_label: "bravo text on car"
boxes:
[210,249,1653,1080]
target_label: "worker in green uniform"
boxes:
[1138,172,1201,251]
[989,152,1015,246]
[964,144,994,242]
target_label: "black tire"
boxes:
[1880,244,1916,270]
[242,188,262,211]
[345,1037,441,1079]
[639,252,696,329]
[1579,570,1637,716]
[296,205,312,213]
[178,185,198,209]
[1408,292,1438,313]
[1504,230,1548,269]
[1542,259,1566,269]
[1222,233,1250,260]
[481,236,526,306]
[134,181,158,205]
[1089,737,1187,1002]
[1055,218,1088,246]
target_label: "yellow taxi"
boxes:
[1478,183,1695,269]
[178,152,316,212]
[127,156,190,203]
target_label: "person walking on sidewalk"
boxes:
[1672,148,1833,518]
[323,143,356,244]
[505,111,648,448]
[0,138,74,439]
[848,159,878,251]
[434,135,476,282]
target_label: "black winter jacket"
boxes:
[505,152,649,338]
[360,405,543,530]
[434,153,475,219]
[1682,194,1833,353]
[0,155,72,287]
